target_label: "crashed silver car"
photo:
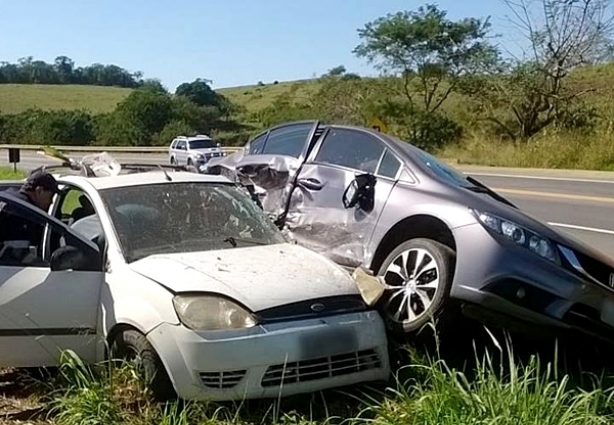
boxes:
[205,120,614,345]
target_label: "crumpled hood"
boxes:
[128,243,359,312]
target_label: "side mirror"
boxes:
[342,173,377,212]
[50,245,100,272]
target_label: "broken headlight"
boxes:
[475,211,559,263]
[172,294,257,331]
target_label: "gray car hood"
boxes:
[128,243,359,312]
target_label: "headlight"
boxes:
[172,294,257,331]
[192,153,204,159]
[475,210,558,263]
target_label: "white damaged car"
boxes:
[0,168,390,401]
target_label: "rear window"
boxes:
[189,139,216,149]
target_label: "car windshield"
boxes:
[410,147,472,187]
[98,182,286,263]
[189,139,216,149]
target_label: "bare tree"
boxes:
[471,0,614,141]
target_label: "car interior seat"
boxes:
[71,195,96,222]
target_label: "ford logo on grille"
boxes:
[310,303,325,312]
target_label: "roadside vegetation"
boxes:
[4,330,614,425]
[0,166,25,180]
[2,0,614,171]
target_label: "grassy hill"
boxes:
[217,64,614,115]
[0,84,133,114]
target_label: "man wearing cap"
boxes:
[0,170,61,262]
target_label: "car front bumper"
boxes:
[147,310,390,401]
[450,223,614,344]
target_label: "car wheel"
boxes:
[170,157,176,165]
[187,158,193,166]
[376,238,456,336]
[109,329,176,401]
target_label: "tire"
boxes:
[376,238,456,336]
[170,157,176,165]
[109,330,177,401]
[187,158,193,166]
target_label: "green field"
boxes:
[0,84,133,114]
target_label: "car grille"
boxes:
[257,295,367,323]
[199,370,247,389]
[260,349,381,387]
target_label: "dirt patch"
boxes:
[0,369,49,424]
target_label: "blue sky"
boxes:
[0,0,525,91]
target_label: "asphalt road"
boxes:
[3,150,614,258]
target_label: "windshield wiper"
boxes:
[464,176,517,209]
[223,236,269,248]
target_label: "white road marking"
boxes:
[548,222,614,236]
[466,171,614,185]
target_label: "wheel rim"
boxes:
[381,247,440,325]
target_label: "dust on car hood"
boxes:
[128,243,359,312]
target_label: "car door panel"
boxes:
[286,163,395,268]
[0,268,102,366]
[0,191,104,367]
[283,128,401,268]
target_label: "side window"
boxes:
[177,141,186,150]
[377,149,402,179]
[261,124,313,157]
[248,133,267,155]
[170,140,177,149]
[0,204,57,267]
[57,188,96,225]
[314,129,385,174]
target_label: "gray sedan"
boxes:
[205,120,614,344]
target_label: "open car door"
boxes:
[0,191,104,367]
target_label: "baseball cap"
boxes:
[23,170,61,194]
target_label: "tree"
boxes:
[175,78,223,108]
[353,4,500,115]
[470,0,614,140]
[112,90,174,145]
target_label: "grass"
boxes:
[217,79,321,113]
[0,84,132,114]
[4,327,614,425]
[0,166,25,180]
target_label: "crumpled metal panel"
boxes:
[205,150,373,268]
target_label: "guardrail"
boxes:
[0,144,244,154]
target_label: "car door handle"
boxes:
[298,178,323,191]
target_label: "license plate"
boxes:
[300,328,358,359]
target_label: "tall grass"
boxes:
[360,336,614,425]
[24,330,614,425]
[441,129,614,171]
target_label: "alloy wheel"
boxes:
[382,247,440,325]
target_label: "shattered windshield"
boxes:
[98,182,286,263]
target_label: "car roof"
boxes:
[58,170,233,190]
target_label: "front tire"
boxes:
[109,330,177,401]
[376,238,456,336]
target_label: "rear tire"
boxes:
[376,238,456,336]
[109,330,177,402]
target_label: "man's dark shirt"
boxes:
[0,188,44,248]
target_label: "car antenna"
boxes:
[158,165,172,181]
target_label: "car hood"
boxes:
[458,182,614,268]
[128,243,359,312]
